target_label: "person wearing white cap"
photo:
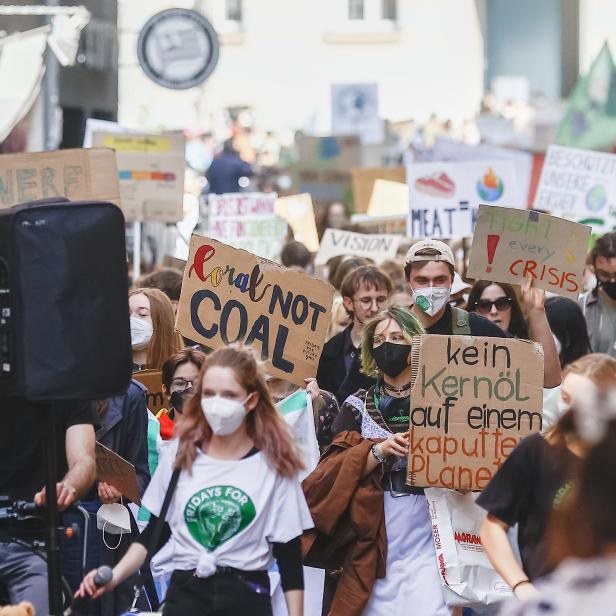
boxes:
[404,239,561,388]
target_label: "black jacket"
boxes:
[316,325,375,404]
[96,379,151,616]
[90,379,150,499]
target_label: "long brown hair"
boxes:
[129,287,184,370]
[545,353,616,447]
[174,344,304,477]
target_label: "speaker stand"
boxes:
[46,411,63,615]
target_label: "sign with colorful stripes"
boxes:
[92,130,185,222]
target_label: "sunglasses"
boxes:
[475,297,512,313]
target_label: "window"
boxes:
[381,0,396,20]
[225,0,242,22]
[348,0,365,19]
[345,0,397,25]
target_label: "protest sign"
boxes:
[277,389,320,481]
[351,166,406,213]
[315,228,400,266]
[176,236,335,387]
[533,145,616,234]
[331,83,384,145]
[274,193,319,252]
[297,135,360,172]
[468,205,591,299]
[407,335,543,491]
[293,135,359,207]
[433,138,533,207]
[367,179,409,216]
[91,131,185,222]
[295,168,353,205]
[95,442,141,505]
[407,160,521,239]
[133,369,166,415]
[0,148,120,208]
[208,192,288,261]
[351,213,407,235]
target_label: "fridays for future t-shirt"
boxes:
[142,440,313,572]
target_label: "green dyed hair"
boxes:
[360,305,425,378]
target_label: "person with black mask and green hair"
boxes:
[328,305,451,615]
[580,232,616,358]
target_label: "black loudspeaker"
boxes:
[0,198,132,400]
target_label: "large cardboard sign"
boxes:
[208,192,288,261]
[293,135,359,207]
[351,213,407,235]
[274,193,319,252]
[468,205,591,299]
[133,369,166,415]
[352,167,406,213]
[407,335,543,491]
[533,145,616,233]
[297,135,360,172]
[407,160,521,239]
[95,442,141,505]
[176,236,335,387]
[0,148,120,208]
[315,228,400,266]
[295,168,353,205]
[367,179,409,217]
[92,131,185,222]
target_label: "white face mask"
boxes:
[97,503,131,549]
[412,286,451,317]
[130,315,153,350]
[201,394,252,436]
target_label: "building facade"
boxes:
[118,0,485,136]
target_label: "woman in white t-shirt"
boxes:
[77,344,313,616]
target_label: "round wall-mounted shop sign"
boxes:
[137,8,220,90]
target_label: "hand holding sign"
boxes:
[468,205,591,299]
[406,335,544,491]
[520,274,545,313]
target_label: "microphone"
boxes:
[65,566,113,616]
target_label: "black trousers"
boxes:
[163,569,273,616]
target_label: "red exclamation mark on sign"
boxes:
[486,234,500,273]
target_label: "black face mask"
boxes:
[600,280,616,299]
[372,342,412,377]
[169,390,191,415]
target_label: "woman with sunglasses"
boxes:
[466,280,529,338]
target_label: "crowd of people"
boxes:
[3,218,616,616]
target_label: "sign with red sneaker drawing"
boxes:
[407,160,521,238]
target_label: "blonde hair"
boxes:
[129,287,184,370]
[360,305,424,377]
[546,353,616,445]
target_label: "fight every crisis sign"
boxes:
[176,236,335,387]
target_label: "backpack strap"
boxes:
[146,466,180,560]
[345,394,365,416]
[452,307,471,336]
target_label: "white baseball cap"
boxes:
[404,239,455,268]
